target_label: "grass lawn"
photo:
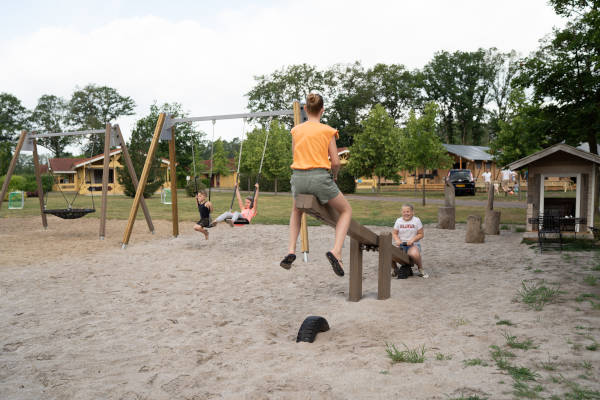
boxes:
[354,189,528,202]
[2,190,527,226]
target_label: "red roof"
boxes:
[74,149,122,167]
[49,158,85,172]
[198,158,236,171]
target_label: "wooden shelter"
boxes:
[508,143,600,237]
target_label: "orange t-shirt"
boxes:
[290,121,339,170]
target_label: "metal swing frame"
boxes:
[121,101,310,254]
[0,124,155,240]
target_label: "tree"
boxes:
[347,105,402,192]
[421,49,498,145]
[67,84,136,153]
[489,89,553,167]
[487,50,521,141]
[208,139,230,183]
[399,103,453,206]
[516,1,600,154]
[260,121,292,194]
[29,95,73,157]
[368,63,422,122]
[0,93,29,175]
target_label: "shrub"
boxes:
[0,175,27,193]
[337,168,356,194]
[185,178,207,197]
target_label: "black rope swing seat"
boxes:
[43,208,95,219]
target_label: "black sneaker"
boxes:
[280,254,296,270]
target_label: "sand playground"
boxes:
[1,216,599,399]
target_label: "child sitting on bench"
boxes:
[392,203,428,278]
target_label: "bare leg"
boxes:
[194,224,209,240]
[326,192,352,260]
[407,246,422,269]
[287,198,303,254]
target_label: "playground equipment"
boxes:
[161,188,172,205]
[296,316,330,343]
[0,125,154,239]
[7,191,24,209]
[295,194,411,301]
[121,101,310,251]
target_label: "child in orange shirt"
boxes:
[279,93,352,276]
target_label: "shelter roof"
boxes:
[508,143,600,170]
[49,158,86,173]
[442,144,493,161]
[74,149,122,168]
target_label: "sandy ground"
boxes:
[0,216,599,400]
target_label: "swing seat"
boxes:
[43,208,96,219]
[226,217,250,225]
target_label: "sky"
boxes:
[0,0,565,152]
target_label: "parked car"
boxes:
[447,169,476,195]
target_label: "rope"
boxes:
[230,118,246,212]
[191,132,198,195]
[208,119,216,201]
[250,123,271,207]
[70,139,96,209]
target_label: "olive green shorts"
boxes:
[291,168,340,205]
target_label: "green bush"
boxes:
[0,175,27,192]
[185,178,207,197]
[337,168,356,194]
[41,174,53,193]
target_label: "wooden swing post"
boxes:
[99,123,111,239]
[31,138,48,229]
[169,126,179,237]
[0,130,27,212]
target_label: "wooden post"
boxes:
[122,113,166,247]
[169,127,179,237]
[293,100,309,261]
[116,125,154,233]
[377,233,392,300]
[99,123,111,239]
[466,215,485,243]
[0,130,27,212]
[32,139,48,229]
[349,238,363,302]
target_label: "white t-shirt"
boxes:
[501,169,512,181]
[393,216,423,242]
[482,171,491,183]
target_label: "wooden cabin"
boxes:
[509,143,600,238]
[48,150,172,195]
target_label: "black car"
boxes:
[447,169,476,195]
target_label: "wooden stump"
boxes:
[437,206,455,229]
[465,215,485,243]
[444,179,455,207]
[484,210,501,235]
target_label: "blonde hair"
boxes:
[306,93,324,115]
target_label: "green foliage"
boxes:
[336,167,356,194]
[0,175,26,192]
[583,275,597,286]
[384,343,426,363]
[515,3,600,154]
[29,94,72,157]
[0,93,29,175]
[496,320,515,326]
[516,281,561,311]
[185,178,207,197]
[399,102,453,205]
[435,353,453,360]
[347,105,401,191]
[67,84,136,153]
[210,139,230,178]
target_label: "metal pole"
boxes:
[208,120,215,201]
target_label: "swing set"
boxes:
[0,124,155,239]
[121,101,310,253]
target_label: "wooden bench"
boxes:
[295,194,410,301]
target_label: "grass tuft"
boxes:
[496,319,515,326]
[503,331,536,350]
[583,275,598,286]
[435,352,452,360]
[385,343,426,364]
[463,358,488,367]
[516,280,560,311]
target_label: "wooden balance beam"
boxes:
[295,194,411,301]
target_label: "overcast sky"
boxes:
[1,0,564,151]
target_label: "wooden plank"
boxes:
[377,233,392,300]
[32,139,48,229]
[295,194,410,264]
[122,113,166,247]
[0,131,27,212]
[169,127,179,237]
[99,123,111,239]
[116,125,154,233]
[349,238,363,302]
